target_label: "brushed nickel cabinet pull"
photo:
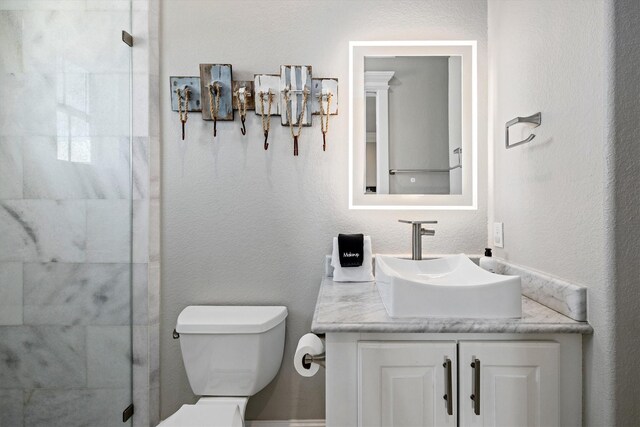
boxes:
[470,357,481,415]
[443,358,453,416]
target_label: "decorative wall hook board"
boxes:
[200,64,233,138]
[233,81,255,136]
[170,76,202,140]
[312,78,338,151]
[505,112,542,149]
[280,65,312,127]
[254,74,281,150]
[281,65,312,156]
[311,78,338,115]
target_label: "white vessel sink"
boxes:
[375,254,522,318]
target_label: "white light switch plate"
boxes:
[494,222,504,248]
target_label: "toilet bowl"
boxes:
[158,306,288,427]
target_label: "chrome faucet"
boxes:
[399,220,437,260]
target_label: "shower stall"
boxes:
[0,1,159,426]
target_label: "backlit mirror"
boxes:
[350,41,477,209]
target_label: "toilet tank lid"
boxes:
[176,306,288,334]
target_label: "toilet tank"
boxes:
[176,306,287,396]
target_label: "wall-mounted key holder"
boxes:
[254,74,281,116]
[168,64,339,153]
[281,65,312,156]
[170,76,202,112]
[254,74,281,150]
[311,78,338,115]
[312,78,338,151]
[232,81,254,136]
[170,76,201,140]
[280,65,313,127]
[232,81,255,111]
[199,64,234,142]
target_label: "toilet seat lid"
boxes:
[158,402,243,427]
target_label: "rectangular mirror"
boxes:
[350,41,477,209]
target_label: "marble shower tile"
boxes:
[0,262,23,325]
[133,137,149,200]
[0,73,57,136]
[0,389,23,427]
[0,326,85,388]
[132,325,149,427]
[24,388,131,427]
[0,137,23,198]
[87,73,130,136]
[53,72,129,138]
[132,325,148,387]
[133,199,149,263]
[23,263,130,325]
[148,323,159,389]
[148,198,159,262]
[149,386,160,427]
[86,199,130,263]
[133,73,149,137]
[86,0,131,11]
[0,11,23,74]
[148,261,160,325]
[21,10,130,74]
[149,136,160,199]
[23,136,131,199]
[133,262,148,325]
[87,326,131,388]
[0,1,87,11]
[149,73,160,137]
[0,200,86,262]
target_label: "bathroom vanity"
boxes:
[312,257,592,427]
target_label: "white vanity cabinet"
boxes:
[326,333,581,427]
[458,341,559,427]
[359,342,458,427]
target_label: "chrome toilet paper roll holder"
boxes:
[303,353,326,369]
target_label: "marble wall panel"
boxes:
[21,10,130,74]
[23,262,130,325]
[0,262,23,325]
[0,389,23,426]
[0,11,22,74]
[24,387,131,427]
[0,326,85,388]
[0,200,86,262]
[0,73,57,136]
[87,325,131,388]
[23,136,131,199]
[86,199,130,263]
[0,137,23,198]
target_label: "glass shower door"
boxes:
[0,1,134,425]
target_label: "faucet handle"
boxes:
[398,220,438,225]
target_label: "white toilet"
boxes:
[159,305,288,427]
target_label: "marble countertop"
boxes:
[311,278,593,334]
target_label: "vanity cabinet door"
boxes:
[358,341,457,427]
[459,341,560,427]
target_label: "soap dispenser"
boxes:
[479,248,497,273]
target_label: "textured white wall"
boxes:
[603,0,640,424]
[488,1,612,425]
[160,0,488,421]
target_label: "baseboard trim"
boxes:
[246,420,325,427]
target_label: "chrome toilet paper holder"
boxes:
[303,353,326,369]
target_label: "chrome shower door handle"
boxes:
[443,358,453,416]
[470,357,481,415]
